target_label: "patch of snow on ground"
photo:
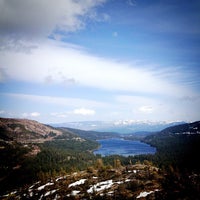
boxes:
[137,191,154,198]
[116,181,124,184]
[107,191,114,196]
[137,189,159,198]
[68,179,87,188]
[29,181,40,190]
[53,194,59,200]
[71,190,80,196]
[55,176,67,182]
[44,189,57,197]
[87,180,113,193]
[37,182,54,191]
[29,192,33,197]
[3,191,17,197]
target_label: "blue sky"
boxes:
[0,0,200,123]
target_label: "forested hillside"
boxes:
[0,118,200,199]
[0,118,99,195]
[60,127,119,140]
[141,121,200,199]
[143,121,200,170]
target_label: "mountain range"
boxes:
[51,120,186,133]
[0,117,200,199]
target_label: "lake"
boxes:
[93,138,156,157]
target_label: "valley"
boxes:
[93,138,156,156]
[0,117,200,199]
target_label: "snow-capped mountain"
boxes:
[51,120,186,133]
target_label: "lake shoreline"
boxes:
[93,138,156,157]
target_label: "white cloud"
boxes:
[51,108,96,117]
[116,95,160,118]
[139,106,154,113]
[4,93,107,108]
[0,40,195,98]
[30,112,41,117]
[116,95,161,107]
[73,108,95,116]
[22,112,40,117]
[50,112,68,118]
[0,0,106,41]
[89,11,110,22]
[115,94,200,122]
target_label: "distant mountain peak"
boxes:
[51,120,186,133]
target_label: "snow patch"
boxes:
[55,176,67,182]
[87,180,113,193]
[29,181,40,190]
[137,189,159,198]
[3,191,17,197]
[107,191,114,196]
[68,179,87,188]
[37,182,54,191]
[71,190,80,196]
[44,189,57,197]
[116,181,124,184]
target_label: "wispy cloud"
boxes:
[139,106,154,114]
[0,40,196,98]
[22,112,41,118]
[50,112,68,118]
[115,94,200,121]
[3,93,107,108]
[73,108,95,116]
[126,0,136,7]
[116,95,161,113]
[0,93,101,121]
[51,108,96,117]
[0,0,199,123]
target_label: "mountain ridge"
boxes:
[0,117,200,199]
[51,120,186,133]
[160,120,200,134]
[0,117,73,143]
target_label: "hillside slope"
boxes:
[1,118,200,199]
[0,118,67,143]
[60,127,119,140]
[143,121,200,170]
[140,121,200,199]
[0,118,99,195]
[160,120,200,134]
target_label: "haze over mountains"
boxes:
[52,120,186,133]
